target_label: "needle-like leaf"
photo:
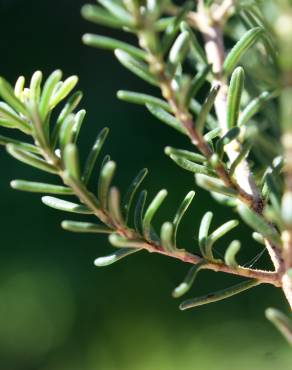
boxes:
[123,168,148,222]
[62,220,112,233]
[180,279,260,310]
[223,27,263,75]
[115,50,158,86]
[143,189,167,239]
[98,160,116,209]
[11,180,73,195]
[42,196,93,214]
[226,67,245,129]
[173,191,195,246]
[172,261,206,298]
[83,34,146,60]
[82,127,109,184]
[94,248,141,267]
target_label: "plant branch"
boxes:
[26,113,280,288]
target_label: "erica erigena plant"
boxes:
[1,0,292,344]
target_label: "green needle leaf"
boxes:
[185,64,211,107]
[160,222,175,252]
[224,240,241,268]
[81,4,126,29]
[14,76,25,99]
[123,168,148,222]
[42,196,93,214]
[62,220,112,233]
[83,34,146,60]
[226,67,245,129]
[94,248,141,267]
[161,1,194,54]
[39,70,62,120]
[237,204,282,247]
[199,211,213,256]
[165,146,205,163]
[216,127,241,158]
[72,109,86,143]
[223,27,263,75]
[169,154,215,176]
[203,127,221,142]
[168,31,190,69]
[239,90,278,126]
[117,90,170,111]
[173,191,195,246]
[49,75,78,109]
[265,308,292,346]
[180,21,207,65]
[180,279,260,310]
[252,232,265,245]
[229,141,252,176]
[196,84,220,133]
[206,220,239,260]
[29,71,43,105]
[0,103,31,134]
[11,180,73,195]
[98,160,116,209]
[0,77,27,115]
[143,189,168,239]
[82,127,109,184]
[109,234,144,248]
[115,50,158,86]
[52,91,83,148]
[59,114,75,151]
[0,135,39,153]
[6,144,58,174]
[146,104,186,134]
[172,261,206,298]
[108,187,125,226]
[134,190,147,234]
[97,0,134,27]
[63,143,80,179]
[195,173,237,197]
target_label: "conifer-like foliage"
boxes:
[1,0,292,345]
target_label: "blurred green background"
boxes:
[0,1,291,369]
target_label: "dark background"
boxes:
[0,1,291,369]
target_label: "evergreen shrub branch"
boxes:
[1,0,292,345]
